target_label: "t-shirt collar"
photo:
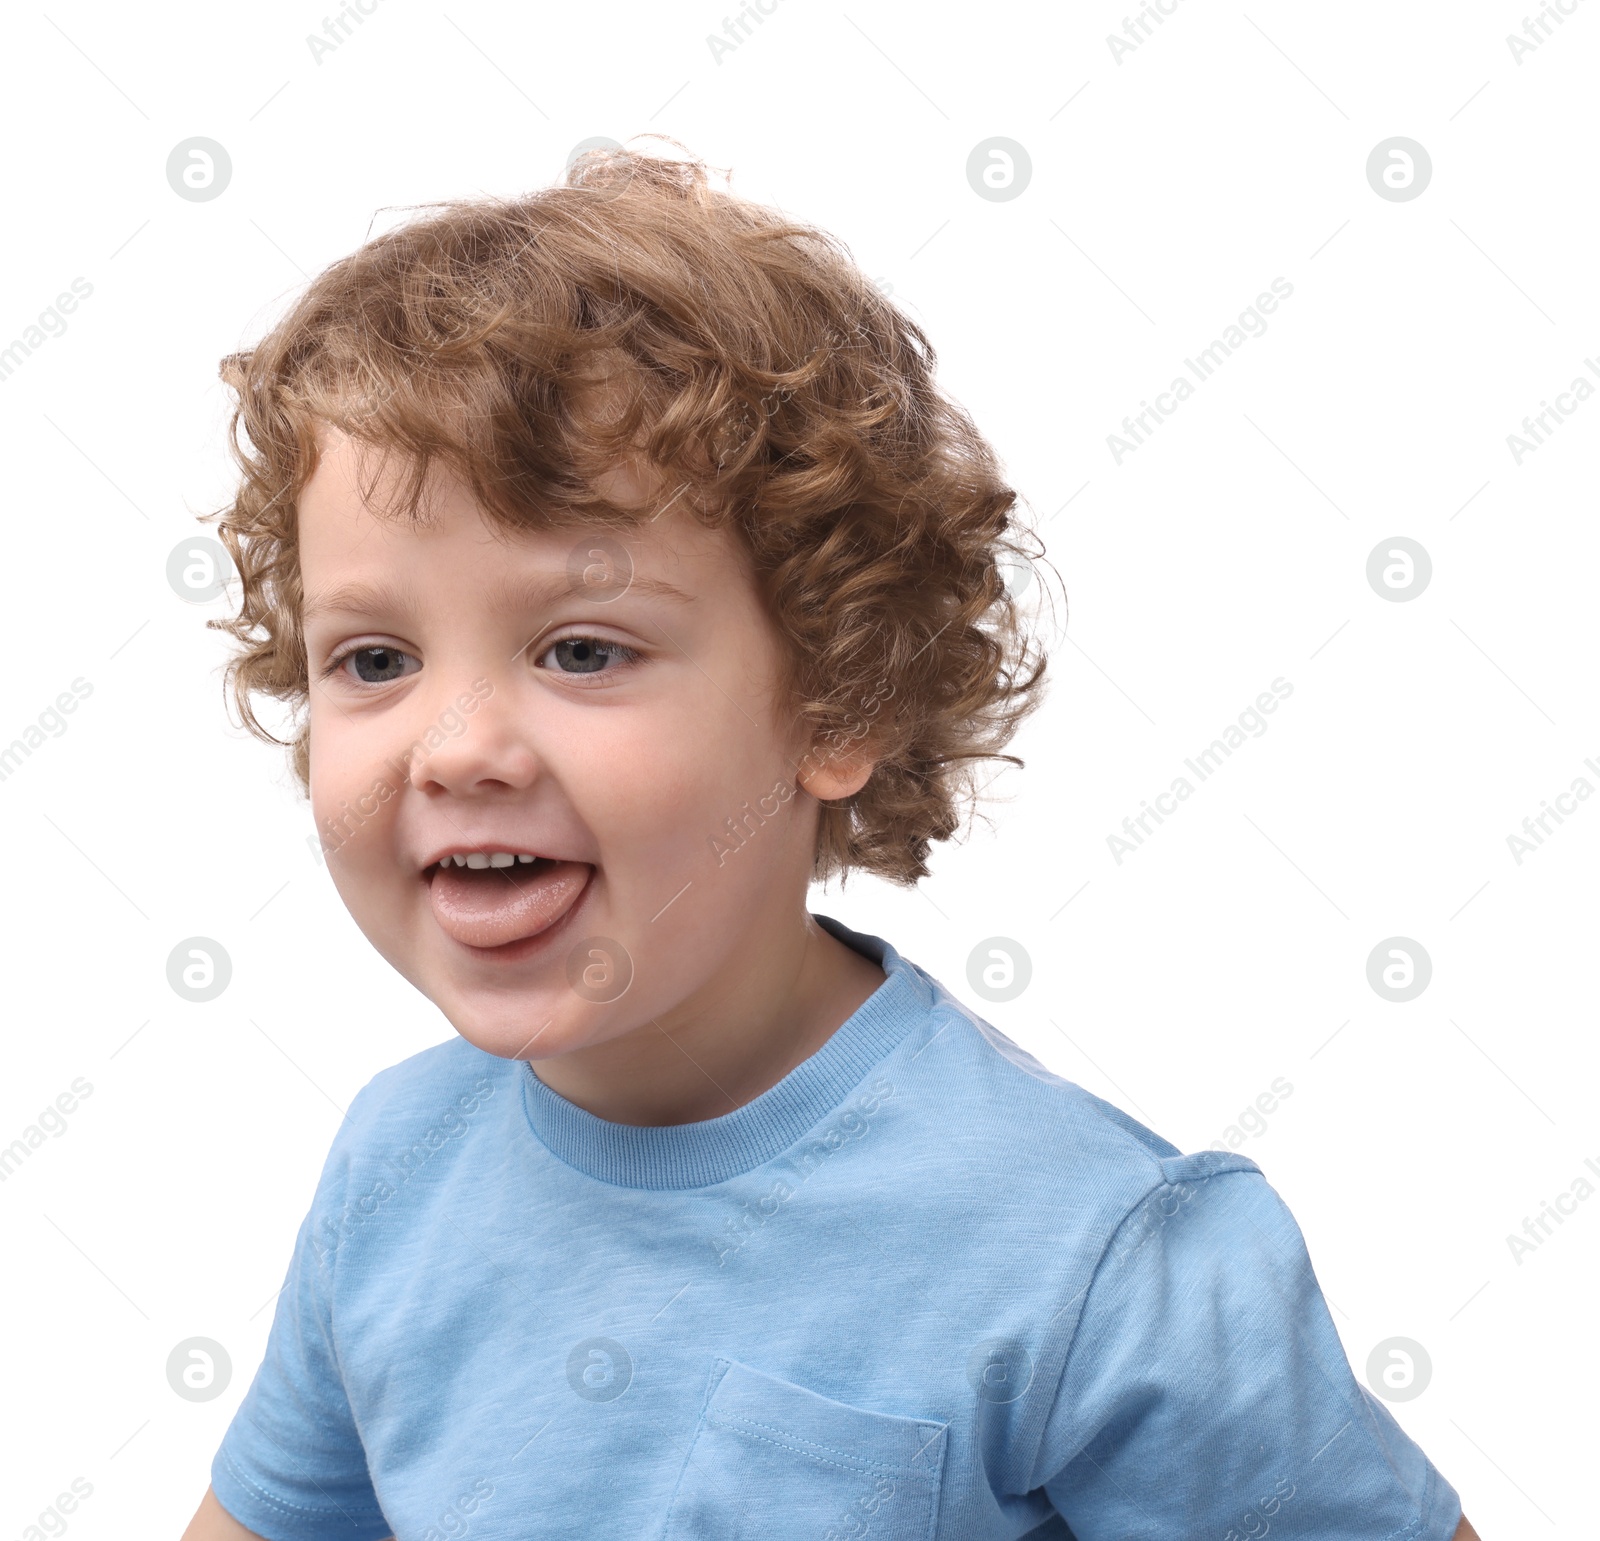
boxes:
[519,913,930,1189]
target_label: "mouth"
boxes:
[423,852,594,957]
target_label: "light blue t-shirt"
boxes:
[214,915,1462,1541]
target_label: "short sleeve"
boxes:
[1034,1158,1463,1541]
[211,1108,391,1541]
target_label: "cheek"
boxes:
[307,704,368,808]
[309,737,398,874]
[309,758,366,836]
[595,710,782,851]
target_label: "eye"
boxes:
[325,644,420,685]
[537,636,640,677]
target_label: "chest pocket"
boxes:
[661,1357,948,1541]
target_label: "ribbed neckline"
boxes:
[519,914,931,1189]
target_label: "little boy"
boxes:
[184,146,1478,1540]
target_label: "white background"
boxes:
[1,1,1595,1535]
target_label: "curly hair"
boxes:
[202,138,1053,887]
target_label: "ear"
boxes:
[796,743,876,802]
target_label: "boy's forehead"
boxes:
[298,428,745,596]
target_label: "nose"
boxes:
[403,677,541,797]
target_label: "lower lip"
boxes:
[434,866,595,965]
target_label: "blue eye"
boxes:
[541,637,640,676]
[334,645,419,684]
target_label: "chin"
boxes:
[442,995,613,1065]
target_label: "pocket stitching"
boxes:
[658,1358,734,1537]
[703,1411,941,1480]
[704,1409,944,1479]
[662,1358,950,1541]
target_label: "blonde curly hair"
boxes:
[202,140,1053,887]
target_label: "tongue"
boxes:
[428,861,591,949]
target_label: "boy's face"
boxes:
[298,430,844,1067]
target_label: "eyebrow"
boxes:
[301,568,696,625]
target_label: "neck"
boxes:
[526,910,886,1126]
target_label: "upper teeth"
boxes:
[443,852,540,869]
